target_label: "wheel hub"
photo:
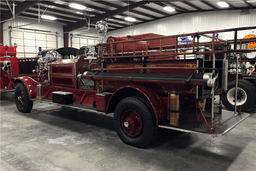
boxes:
[17,91,24,106]
[121,110,142,137]
[227,87,247,106]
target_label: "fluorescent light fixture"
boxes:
[54,0,66,5]
[115,15,123,18]
[41,15,57,20]
[45,5,55,9]
[124,17,136,22]
[217,1,229,8]
[163,6,175,12]
[69,3,86,10]
[85,8,94,12]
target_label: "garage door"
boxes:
[71,36,99,49]
[11,30,58,58]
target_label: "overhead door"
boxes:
[71,36,99,49]
[11,29,58,58]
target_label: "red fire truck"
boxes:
[0,45,40,93]
[13,26,256,147]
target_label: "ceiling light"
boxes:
[163,6,175,12]
[217,1,229,8]
[69,3,86,10]
[84,8,94,12]
[124,17,136,22]
[45,5,55,9]
[54,0,66,5]
[115,15,123,18]
[41,15,57,20]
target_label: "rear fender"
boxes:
[13,76,38,98]
[107,84,166,124]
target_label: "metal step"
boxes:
[32,98,109,116]
[159,109,250,137]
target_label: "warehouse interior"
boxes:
[1,0,256,170]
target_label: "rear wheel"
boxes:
[114,97,157,148]
[15,83,33,113]
[222,80,256,111]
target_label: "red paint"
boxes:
[107,33,177,60]
[0,45,16,56]
[121,110,142,137]
[107,36,147,54]
[14,76,38,97]
[107,84,167,124]
[228,73,243,79]
[96,94,112,112]
[42,85,97,107]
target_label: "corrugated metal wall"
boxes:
[108,9,256,40]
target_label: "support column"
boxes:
[64,32,69,47]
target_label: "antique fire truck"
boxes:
[13,26,256,147]
[0,45,40,93]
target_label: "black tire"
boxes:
[222,80,256,111]
[114,97,157,148]
[15,83,33,113]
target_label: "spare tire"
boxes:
[222,80,256,111]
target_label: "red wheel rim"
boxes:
[17,91,24,107]
[121,110,142,137]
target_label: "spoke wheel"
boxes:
[17,91,25,107]
[15,83,33,113]
[114,97,157,148]
[121,110,142,137]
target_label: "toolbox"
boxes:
[52,91,73,105]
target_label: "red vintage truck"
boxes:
[12,26,256,147]
[0,45,39,93]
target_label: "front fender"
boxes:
[107,84,166,124]
[14,76,38,98]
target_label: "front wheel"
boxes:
[222,80,256,111]
[114,97,157,148]
[15,83,33,113]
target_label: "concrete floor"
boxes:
[1,93,256,171]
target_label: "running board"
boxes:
[32,98,108,116]
[0,89,14,93]
[158,110,250,137]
